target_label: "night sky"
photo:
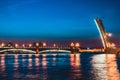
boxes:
[0,0,120,47]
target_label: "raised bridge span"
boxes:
[94,18,120,54]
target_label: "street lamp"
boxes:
[43,42,46,47]
[75,42,80,48]
[35,42,40,47]
[22,44,25,48]
[28,44,32,47]
[107,33,112,37]
[70,42,74,47]
[15,44,18,48]
[1,43,5,47]
[53,44,56,47]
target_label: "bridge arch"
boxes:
[0,49,71,54]
[0,49,36,53]
[39,49,71,54]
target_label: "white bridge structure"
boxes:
[94,18,120,54]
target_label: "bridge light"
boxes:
[15,44,18,48]
[35,42,39,47]
[70,42,74,47]
[22,44,25,48]
[107,33,112,37]
[28,44,32,47]
[1,43,5,47]
[43,42,46,47]
[87,47,90,50]
[111,43,116,47]
[53,44,56,47]
[75,43,80,48]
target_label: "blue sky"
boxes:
[0,0,120,41]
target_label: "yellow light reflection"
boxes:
[35,54,40,57]
[75,54,80,66]
[70,54,75,67]
[91,54,107,80]
[42,54,47,69]
[70,53,81,80]
[14,55,18,70]
[43,42,47,47]
[70,53,80,67]
[35,57,40,67]
[35,56,40,70]
[28,54,32,69]
[0,54,5,71]
[106,54,120,80]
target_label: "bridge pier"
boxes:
[36,47,39,54]
[70,47,80,53]
[105,48,120,55]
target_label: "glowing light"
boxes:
[70,42,74,47]
[107,33,112,37]
[28,44,32,47]
[111,43,116,47]
[22,44,25,48]
[15,44,18,48]
[1,55,5,71]
[1,43,5,47]
[75,42,80,47]
[43,42,46,47]
[42,54,47,69]
[35,42,39,47]
[53,44,56,47]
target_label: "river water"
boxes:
[0,52,120,80]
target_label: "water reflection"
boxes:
[0,54,5,71]
[1,52,119,80]
[91,54,107,80]
[14,54,18,70]
[75,54,80,66]
[70,54,75,67]
[106,54,120,80]
[35,56,40,67]
[53,54,56,66]
[70,53,81,80]
[28,54,32,69]
[42,54,47,69]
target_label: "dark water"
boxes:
[0,52,120,80]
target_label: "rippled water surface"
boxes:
[0,52,120,80]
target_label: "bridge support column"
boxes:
[70,47,79,53]
[36,47,39,54]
